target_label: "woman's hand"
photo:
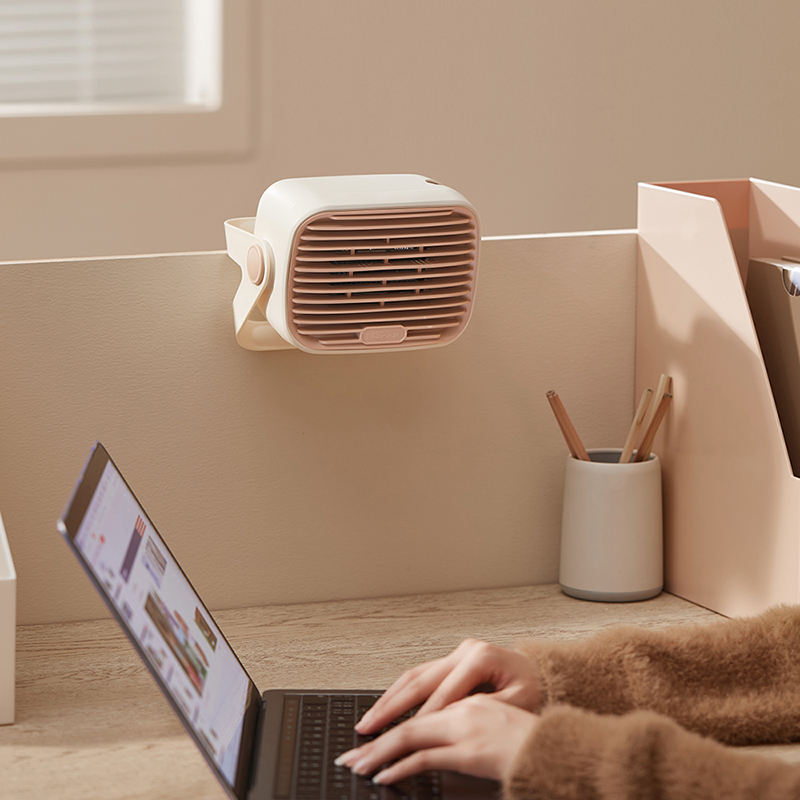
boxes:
[337,694,539,784]
[356,639,542,736]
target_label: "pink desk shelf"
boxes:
[637,178,800,617]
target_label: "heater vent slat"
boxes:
[294,266,473,284]
[293,308,467,325]
[294,276,472,296]
[327,208,454,222]
[306,217,460,232]
[292,287,470,306]
[296,246,474,264]
[294,255,473,274]
[288,206,477,350]
[292,297,469,315]
[297,233,473,252]
[300,223,473,241]
[296,319,462,336]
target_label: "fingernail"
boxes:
[335,750,356,767]
[352,758,371,776]
[372,770,389,785]
[356,712,371,731]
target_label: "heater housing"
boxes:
[225,174,480,352]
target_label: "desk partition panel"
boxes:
[0,234,636,625]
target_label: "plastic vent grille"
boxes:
[288,206,478,350]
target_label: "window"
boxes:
[0,0,252,162]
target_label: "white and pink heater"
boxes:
[225,174,479,353]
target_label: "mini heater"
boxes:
[224,174,480,352]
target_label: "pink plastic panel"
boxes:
[287,206,478,351]
[637,179,800,617]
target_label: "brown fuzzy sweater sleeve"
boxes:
[517,604,800,745]
[503,705,800,800]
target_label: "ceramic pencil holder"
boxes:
[559,448,663,602]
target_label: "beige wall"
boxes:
[2,0,800,262]
[0,233,636,625]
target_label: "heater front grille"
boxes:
[288,207,478,350]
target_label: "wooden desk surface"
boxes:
[1,584,796,799]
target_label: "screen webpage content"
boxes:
[73,461,251,787]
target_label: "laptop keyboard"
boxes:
[276,693,443,800]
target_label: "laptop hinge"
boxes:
[246,700,266,793]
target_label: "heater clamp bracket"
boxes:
[224,218,292,351]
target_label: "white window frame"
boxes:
[0,0,253,164]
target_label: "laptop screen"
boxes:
[59,443,259,798]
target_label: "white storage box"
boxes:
[0,511,15,724]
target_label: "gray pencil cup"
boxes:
[559,448,663,602]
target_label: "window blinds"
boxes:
[0,0,220,114]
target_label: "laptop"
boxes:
[58,441,499,800]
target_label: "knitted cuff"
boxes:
[516,637,633,715]
[503,705,609,800]
[503,704,800,800]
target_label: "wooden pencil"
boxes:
[633,392,672,462]
[619,388,653,464]
[546,390,590,461]
[643,373,671,434]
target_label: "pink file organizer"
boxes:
[636,178,800,617]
